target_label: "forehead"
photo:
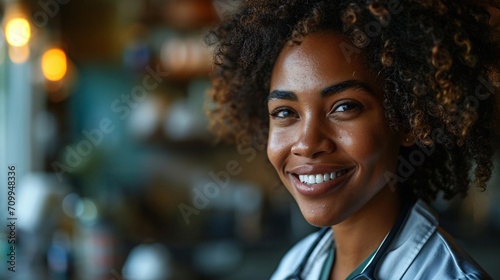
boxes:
[270,31,375,92]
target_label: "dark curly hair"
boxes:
[206,0,500,202]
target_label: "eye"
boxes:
[333,101,363,112]
[270,107,296,119]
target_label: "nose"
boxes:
[291,118,336,158]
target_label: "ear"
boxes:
[400,131,415,147]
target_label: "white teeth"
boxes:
[308,175,315,184]
[299,169,350,185]
[315,174,324,184]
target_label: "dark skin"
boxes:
[267,31,414,279]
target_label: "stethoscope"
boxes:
[284,198,415,280]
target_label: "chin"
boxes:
[306,219,333,228]
[300,206,344,228]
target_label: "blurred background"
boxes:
[0,0,498,279]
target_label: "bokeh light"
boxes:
[42,48,67,81]
[8,44,30,64]
[5,17,31,47]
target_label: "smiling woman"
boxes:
[267,32,406,231]
[206,0,500,279]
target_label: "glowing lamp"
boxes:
[42,48,67,81]
[5,18,31,47]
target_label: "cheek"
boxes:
[339,123,398,170]
[267,128,293,173]
[267,128,287,170]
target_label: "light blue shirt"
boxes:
[271,200,491,280]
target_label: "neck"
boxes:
[330,186,402,279]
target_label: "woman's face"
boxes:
[267,31,406,227]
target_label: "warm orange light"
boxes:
[42,48,67,81]
[5,18,31,47]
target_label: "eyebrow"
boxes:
[321,80,373,97]
[267,90,298,101]
[268,80,373,102]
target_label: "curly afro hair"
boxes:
[206,0,500,202]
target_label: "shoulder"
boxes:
[271,228,332,280]
[378,200,492,280]
[412,227,492,280]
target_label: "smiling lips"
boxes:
[298,169,350,185]
[291,167,354,196]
